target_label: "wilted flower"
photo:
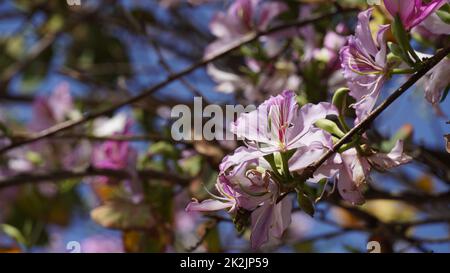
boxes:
[383,0,446,30]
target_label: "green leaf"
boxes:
[314,178,328,203]
[148,141,179,159]
[391,17,419,65]
[0,121,11,137]
[380,124,413,152]
[91,200,155,230]
[0,224,26,246]
[179,154,202,177]
[388,42,411,65]
[297,191,315,217]
[436,8,450,25]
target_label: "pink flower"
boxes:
[205,0,287,58]
[26,83,91,171]
[92,115,143,203]
[80,235,123,253]
[229,90,338,162]
[185,175,240,213]
[206,60,300,103]
[187,156,292,249]
[336,141,412,205]
[340,9,390,123]
[423,58,450,105]
[29,83,74,132]
[383,0,446,30]
[417,12,450,35]
[250,193,292,249]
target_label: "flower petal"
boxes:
[186,199,233,212]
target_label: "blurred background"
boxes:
[0,0,449,253]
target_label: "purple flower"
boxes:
[340,9,390,123]
[206,61,300,103]
[336,141,412,205]
[229,90,338,164]
[383,0,446,30]
[250,193,292,249]
[80,235,123,253]
[423,58,450,105]
[29,83,75,132]
[92,115,143,203]
[185,176,240,213]
[25,84,92,170]
[29,85,71,134]
[417,12,450,35]
[187,155,292,249]
[205,0,287,58]
[313,30,347,68]
[187,158,269,214]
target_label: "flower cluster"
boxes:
[188,0,449,249]
[187,90,411,248]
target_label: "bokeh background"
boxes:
[0,0,449,253]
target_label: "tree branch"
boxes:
[0,167,190,190]
[0,8,358,154]
[302,46,450,180]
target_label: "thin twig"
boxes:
[3,133,180,143]
[0,167,190,190]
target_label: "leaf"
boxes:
[179,154,203,177]
[380,123,413,152]
[91,200,155,230]
[388,41,413,67]
[148,141,179,159]
[205,224,221,253]
[0,224,26,246]
[436,9,450,25]
[297,191,315,217]
[314,178,328,203]
[193,141,224,164]
[0,121,11,137]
